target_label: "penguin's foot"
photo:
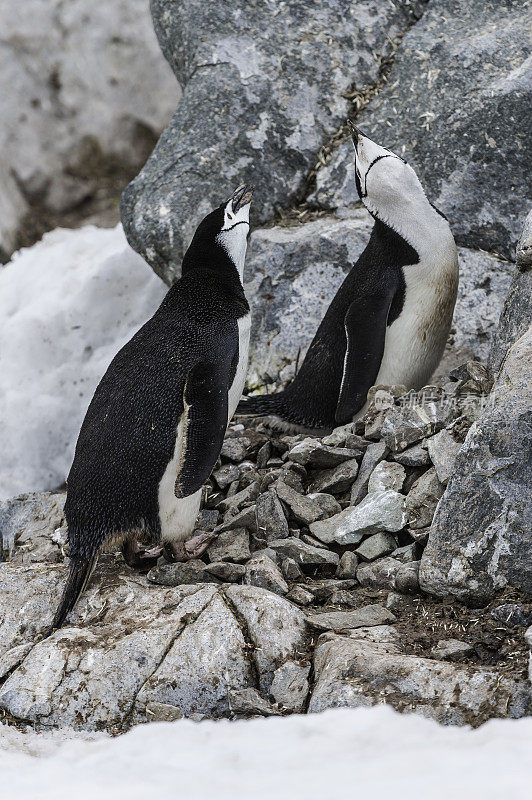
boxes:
[122,539,163,571]
[163,532,217,562]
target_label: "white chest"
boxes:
[375,252,458,390]
[228,313,251,418]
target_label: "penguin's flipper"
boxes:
[335,291,394,424]
[174,359,233,498]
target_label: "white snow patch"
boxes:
[1,706,532,799]
[0,224,167,500]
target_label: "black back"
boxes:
[239,219,418,430]
[65,265,248,561]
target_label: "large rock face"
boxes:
[420,326,532,604]
[312,0,531,258]
[0,560,307,731]
[1,0,177,249]
[121,0,425,282]
[490,211,532,372]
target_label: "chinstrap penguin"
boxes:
[53,184,254,628]
[238,123,458,432]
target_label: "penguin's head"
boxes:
[347,121,445,246]
[182,184,253,279]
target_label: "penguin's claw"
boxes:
[122,541,163,571]
[163,532,217,562]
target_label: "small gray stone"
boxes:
[300,533,329,549]
[392,443,431,467]
[217,482,259,513]
[381,399,455,452]
[431,640,474,662]
[386,592,409,613]
[213,463,240,489]
[228,688,280,717]
[306,493,342,519]
[394,561,420,594]
[311,491,406,546]
[329,590,357,607]
[426,430,462,485]
[220,437,250,463]
[148,560,218,586]
[207,528,250,563]
[282,557,304,582]
[336,551,359,580]
[405,468,445,530]
[269,661,310,713]
[356,558,403,589]
[307,604,396,632]
[205,562,246,582]
[146,702,184,722]
[268,538,339,568]
[245,554,289,596]
[285,586,315,606]
[391,543,419,563]
[196,509,220,531]
[219,507,258,533]
[350,442,389,505]
[275,482,325,526]
[308,459,359,494]
[288,438,361,469]
[255,490,289,542]
[491,604,532,628]
[367,461,406,494]
[356,533,397,562]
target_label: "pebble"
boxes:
[268,537,339,567]
[147,560,218,586]
[426,429,462,484]
[380,399,454,452]
[307,604,396,631]
[275,481,325,525]
[335,551,359,580]
[228,688,281,717]
[207,528,250,563]
[288,438,362,469]
[491,603,532,628]
[308,458,359,494]
[356,557,403,589]
[367,461,406,494]
[350,441,388,505]
[269,661,310,712]
[146,702,184,722]
[245,554,289,596]
[255,489,289,542]
[281,557,304,581]
[311,490,407,547]
[285,586,315,606]
[392,443,431,467]
[431,639,474,661]
[306,492,342,518]
[205,561,246,582]
[394,561,420,593]
[356,532,398,562]
[405,468,445,529]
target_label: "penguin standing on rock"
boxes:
[238,123,458,432]
[53,184,254,629]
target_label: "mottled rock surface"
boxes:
[420,327,532,603]
[1,0,177,251]
[121,1,425,281]
[312,0,531,258]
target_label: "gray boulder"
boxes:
[0,561,307,730]
[311,0,531,258]
[121,0,425,281]
[309,630,531,724]
[420,326,532,603]
[490,211,532,372]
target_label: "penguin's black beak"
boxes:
[231,184,254,213]
[347,119,361,148]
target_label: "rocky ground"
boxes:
[1,352,531,733]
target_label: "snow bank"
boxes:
[1,706,531,800]
[0,225,166,500]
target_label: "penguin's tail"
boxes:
[51,553,99,630]
[236,392,285,418]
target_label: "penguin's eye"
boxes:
[227,212,234,221]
